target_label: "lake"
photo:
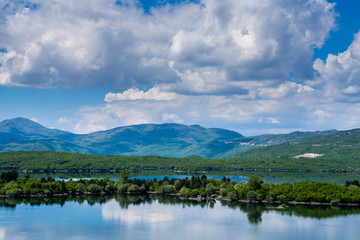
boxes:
[24,170,360,184]
[1,194,360,240]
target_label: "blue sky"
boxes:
[1,0,360,135]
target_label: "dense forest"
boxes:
[1,171,359,205]
[1,151,360,173]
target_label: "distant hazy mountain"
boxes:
[0,118,244,158]
[0,117,341,158]
[0,117,76,139]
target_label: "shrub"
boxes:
[6,188,23,196]
[87,184,101,194]
[205,183,217,196]
[247,191,257,202]
[117,183,130,193]
[179,186,187,196]
[227,190,239,201]
[157,185,176,194]
[75,183,85,193]
[128,184,140,193]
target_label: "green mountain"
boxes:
[0,118,245,158]
[0,117,76,139]
[0,117,343,158]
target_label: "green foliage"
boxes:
[0,171,359,205]
[87,184,100,194]
[1,150,360,173]
[5,181,20,192]
[0,171,18,182]
[6,188,22,196]
[205,183,217,196]
[248,176,263,191]
[120,169,130,182]
[247,191,257,202]
[75,183,85,193]
[227,190,239,201]
[127,184,140,193]
[157,185,176,194]
[179,186,187,196]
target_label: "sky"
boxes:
[1,0,360,136]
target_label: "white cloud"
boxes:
[5,0,360,135]
[69,89,321,135]
[342,85,360,94]
[0,0,336,95]
[30,117,39,123]
[57,117,71,124]
[104,87,177,102]
[313,31,360,100]
[267,117,280,124]
[312,109,331,119]
[0,228,5,240]
[55,82,360,135]
[257,82,315,99]
[162,113,183,123]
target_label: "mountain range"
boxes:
[0,117,344,158]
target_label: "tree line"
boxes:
[1,170,359,205]
[1,151,360,172]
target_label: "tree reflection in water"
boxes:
[1,194,360,224]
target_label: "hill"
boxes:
[1,150,359,172]
[231,129,360,172]
[0,118,245,158]
[0,117,343,158]
[0,117,76,139]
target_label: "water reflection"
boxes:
[1,195,360,240]
[2,195,360,225]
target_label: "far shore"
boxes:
[5,168,359,174]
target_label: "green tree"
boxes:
[205,183,217,196]
[179,186,187,196]
[248,176,263,191]
[157,184,176,194]
[1,171,18,182]
[75,183,85,193]
[247,191,257,203]
[128,184,139,193]
[227,190,239,201]
[87,184,101,194]
[120,169,130,182]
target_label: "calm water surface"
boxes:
[37,170,360,184]
[1,195,359,240]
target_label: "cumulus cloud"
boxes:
[267,117,280,124]
[257,82,315,99]
[68,85,333,135]
[0,0,336,95]
[312,109,331,119]
[104,87,177,102]
[6,0,360,135]
[168,0,336,94]
[57,117,71,124]
[313,31,360,101]
[162,113,183,123]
